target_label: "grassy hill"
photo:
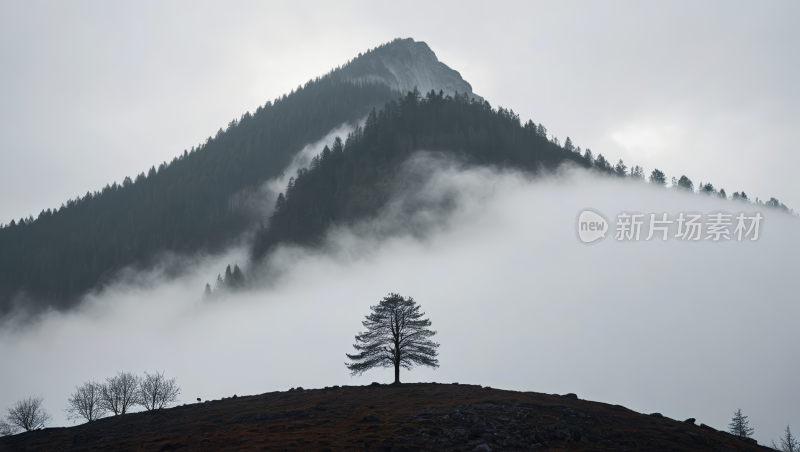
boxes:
[0,383,770,451]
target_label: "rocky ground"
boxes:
[0,383,772,451]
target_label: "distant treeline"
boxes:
[242,88,793,283]
[0,76,396,314]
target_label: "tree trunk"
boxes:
[394,362,400,384]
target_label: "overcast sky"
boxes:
[0,1,798,223]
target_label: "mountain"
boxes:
[1,37,791,316]
[338,38,483,101]
[0,38,487,317]
[0,383,770,451]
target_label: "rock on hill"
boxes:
[337,38,483,101]
[0,383,770,451]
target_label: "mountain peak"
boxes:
[337,38,483,101]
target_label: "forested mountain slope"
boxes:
[250,89,587,261]
[0,38,485,316]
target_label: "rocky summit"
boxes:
[0,383,772,451]
[337,38,483,101]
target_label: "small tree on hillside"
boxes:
[345,293,440,384]
[65,381,107,423]
[139,371,180,411]
[728,408,754,439]
[772,425,800,452]
[100,371,141,415]
[5,396,51,431]
[0,419,20,436]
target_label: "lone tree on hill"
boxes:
[728,408,754,439]
[345,293,439,384]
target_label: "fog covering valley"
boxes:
[1,142,797,444]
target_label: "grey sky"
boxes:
[1,1,798,223]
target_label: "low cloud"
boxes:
[1,154,797,445]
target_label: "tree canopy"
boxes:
[346,293,439,384]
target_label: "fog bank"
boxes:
[1,155,797,445]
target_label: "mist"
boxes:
[1,153,797,445]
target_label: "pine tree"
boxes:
[614,159,627,177]
[728,408,754,439]
[650,168,667,186]
[564,137,575,153]
[231,264,244,288]
[345,293,439,384]
[773,425,800,452]
[677,175,694,191]
[223,265,232,286]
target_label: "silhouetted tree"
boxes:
[99,371,141,415]
[650,169,667,186]
[564,137,575,153]
[0,419,19,436]
[231,264,244,288]
[728,408,754,439]
[4,396,51,432]
[139,371,180,411]
[677,175,694,191]
[345,293,439,384]
[65,381,107,423]
[614,159,628,177]
[594,154,611,172]
[630,165,645,180]
[223,265,233,286]
[767,197,789,212]
[773,425,800,452]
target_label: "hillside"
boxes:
[0,383,770,451]
[250,89,585,262]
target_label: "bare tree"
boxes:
[5,396,51,431]
[345,293,439,384]
[0,419,20,436]
[100,371,141,415]
[772,425,800,452]
[138,371,180,411]
[65,381,107,423]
